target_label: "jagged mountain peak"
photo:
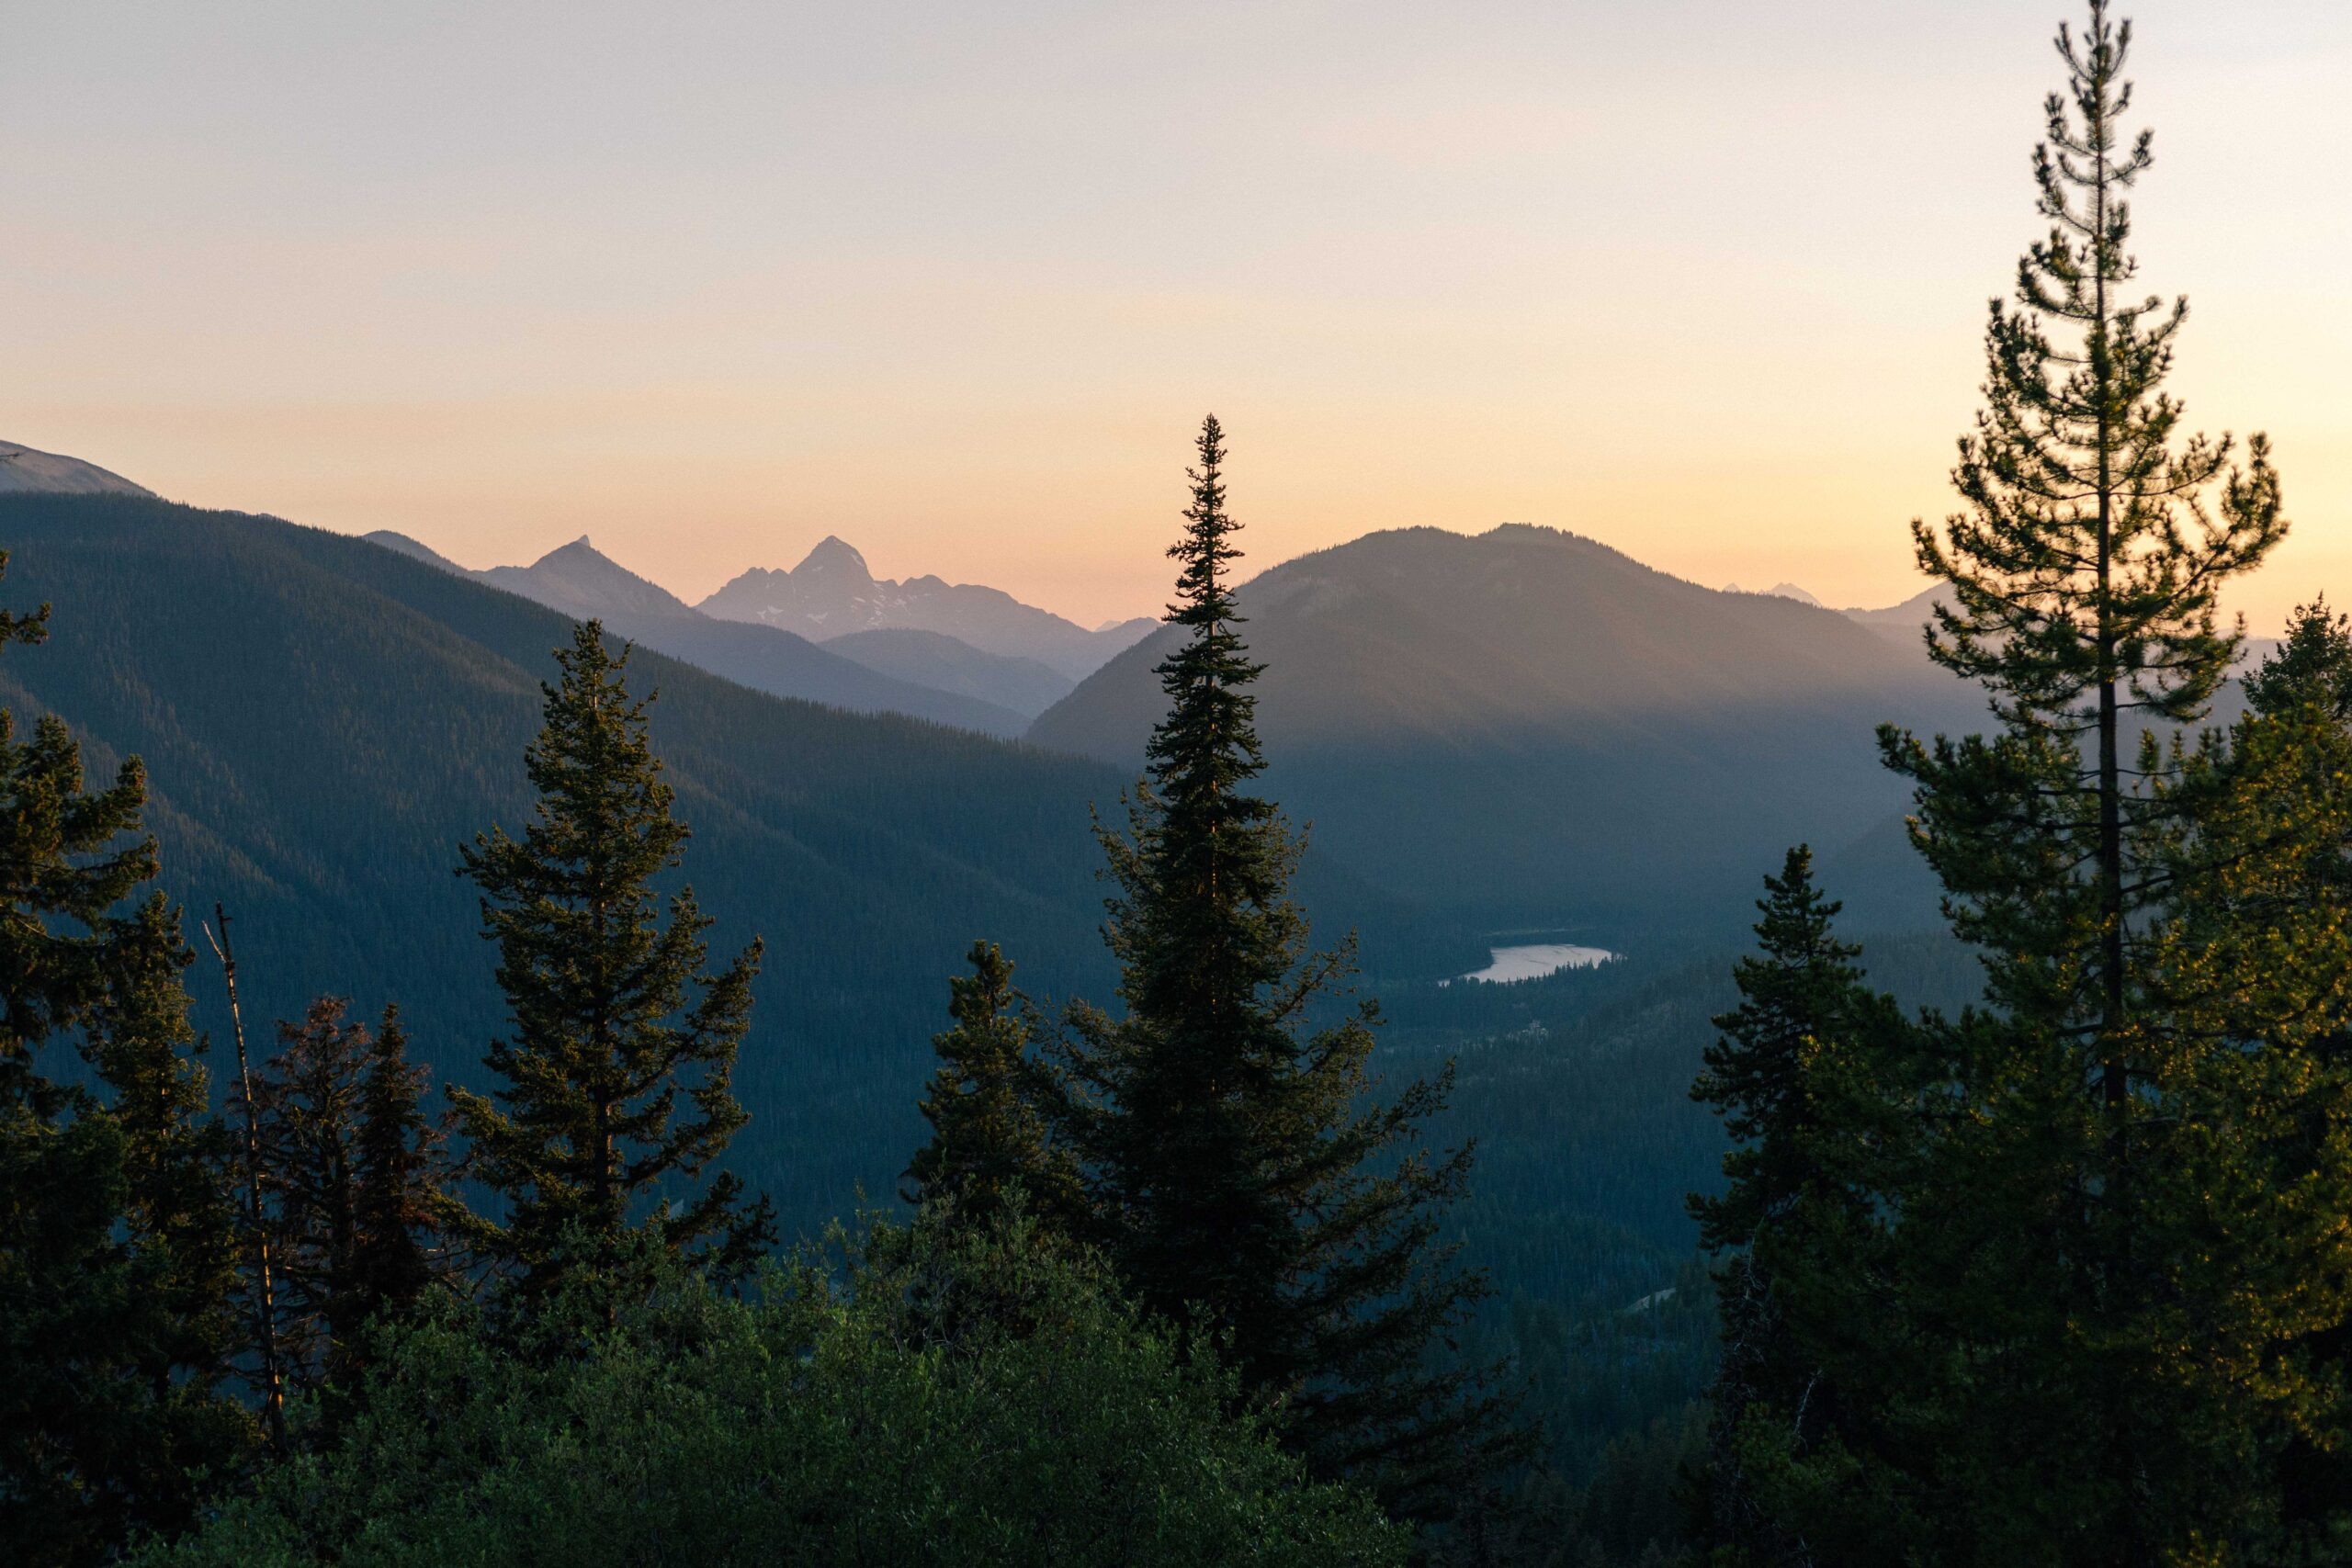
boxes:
[700,540,1155,681]
[796,535,875,581]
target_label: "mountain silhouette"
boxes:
[701,536,1156,681]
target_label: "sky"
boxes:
[6,1,2348,630]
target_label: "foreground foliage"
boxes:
[141,1217,1408,1568]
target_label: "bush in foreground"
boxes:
[141,1214,1406,1568]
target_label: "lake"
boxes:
[1459,942,1617,984]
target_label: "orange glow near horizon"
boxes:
[6,2,2347,632]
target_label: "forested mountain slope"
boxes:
[0,493,1480,1231]
[820,626,1074,718]
[1031,524,1987,940]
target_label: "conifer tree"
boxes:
[1689,848,1913,1566]
[1864,6,2324,1560]
[450,622,773,1299]
[350,1006,471,1328]
[0,552,249,1565]
[2142,616,2352,1555]
[2243,598,2352,726]
[905,941,1077,1227]
[1054,415,1523,1524]
[1888,0,2286,1068]
[85,895,245,1427]
[245,997,469,1394]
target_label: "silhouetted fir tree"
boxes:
[350,1006,471,1329]
[1864,6,2324,1561]
[243,998,363,1397]
[450,621,773,1301]
[1053,415,1525,1526]
[1689,848,1914,1567]
[0,552,249,1566]
[905,941,1078,1228]
[244,998,470,1397]
[84,894,244,1428]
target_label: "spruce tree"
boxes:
[0,552,249,1565]
[350,1006,470,1329]
[450,622,773,1299]
[84,894,245,1440]
[1866,6,2325,1560]
[905,941,1077,1227]
[1054,415,1523,1524]
[1689,848,1913,1567]
[246,997,469,1395]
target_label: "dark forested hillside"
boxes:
[1030,525,1988,942]
[820,626,1075,718]
[0,493,1481,1233]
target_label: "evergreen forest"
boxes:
[6,6,2352,1564]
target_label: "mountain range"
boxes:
[371,531,1041,735]
[0,438,2005,946]
[700,536,1158,681]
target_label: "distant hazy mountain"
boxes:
[0,440,154,498]
[479,536,699,624]
[371,532,1030,737]
[1031,525,1985,939]
[364,529,467,573]
[701,536,1157,681]
[1764,581,1821,605]
[1723,581,1823,606]
[820,627,1074,719]
[1844,583,1951,643]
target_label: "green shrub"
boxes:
[142,1216,1404,1568]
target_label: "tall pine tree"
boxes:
[1053,415,1523,1525]
[1862,5,2329,1560]
[449,622,773,1300]
[1890,0,2286,1089]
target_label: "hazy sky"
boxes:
[7,1,2347,628]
